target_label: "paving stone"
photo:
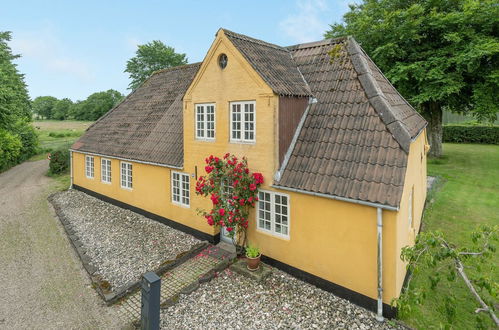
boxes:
[116,245,229,323]
[230,258,273,282]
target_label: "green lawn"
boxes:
[31,120,92,160]
[402,144,499,329]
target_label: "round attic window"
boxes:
[218,53,228,69]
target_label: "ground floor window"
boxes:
[85,155,94,178]
[172,171,190,207]
[101,158,111,183]
[120,161,133,189]
[257,190,289,238]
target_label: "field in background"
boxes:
[32,120,93,157]
[403,144,499,329]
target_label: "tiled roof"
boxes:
[276,38,426,208]
[74,30,426,208]
[223,29,312,97]
[72,63,201,167]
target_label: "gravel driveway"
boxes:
[0,160,123,329]
[50,190,200,291]
[160,268,405,330]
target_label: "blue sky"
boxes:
[2,0,351,101]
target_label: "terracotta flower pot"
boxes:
[246,254,261,271]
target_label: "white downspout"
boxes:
[70,150,73,189]
[376,207,384,322]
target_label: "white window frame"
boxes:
[230,101,256,143]
[256,190,290,239]
[85,155,94,179]
[408,187,414,229]
[120,161,133,190]
[101,158,112,183]
[171,171,190,207]
[195,103,216,140]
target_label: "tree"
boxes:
[0,31,37,170]
[0,31,31,129]
[52,98,73,120]
[71,89,123,121]
[395,225,498,328]
[32,96,58,120]
[325,0,499,157]
[125,40,188,90]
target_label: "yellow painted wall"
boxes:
[72,152,215,236]
[181,30,279,230]
[394,130,428,295]
[245,191,399,303]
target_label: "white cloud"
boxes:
[10,26,94,81]
[279,0,331,43]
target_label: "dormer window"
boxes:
[230,101,255,143]
[195,103,216,140]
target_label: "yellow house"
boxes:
[71,29,428,319]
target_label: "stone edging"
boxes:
[48,192,209,305]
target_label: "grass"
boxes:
[402,144,499,329]
[31,120,93,156]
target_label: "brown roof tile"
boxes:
[277,37,426,208]
[72,63,201,167]
[223,29,312,97]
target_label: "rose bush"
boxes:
[195,153,264,249]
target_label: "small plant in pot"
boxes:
[245,245,261,271]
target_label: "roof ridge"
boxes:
[152,62,202,75]
[221,28,288,52]
[346,37,412,153]
[286,36,346,50]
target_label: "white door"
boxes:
[220,226,232,243]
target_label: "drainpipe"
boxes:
[376,207,384,322]
[70,150,73,189]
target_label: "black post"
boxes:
[141,272,161,330]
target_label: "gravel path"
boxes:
[0,160,123,329]
[51,189,200,291]
[160,268,405,330]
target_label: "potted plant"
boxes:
[245,245,261,271]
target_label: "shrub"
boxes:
[49,147,70,174]
[195,153,264,251]
[443,125,499,145]
[0,129,22,170]
[11,120,38,161]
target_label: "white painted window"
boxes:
[221,179,234,199]
[230,101,255,143]
[195,103,215,140]
[172,172,190,207]
[408,187,414,228]
[85,155,94,178]
[101,158,111,183]
[257,190,289,238]
[120,162,133,189]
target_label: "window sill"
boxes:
[86,176,94,179]
[101,181,112,185]
[195,138,216,142]
[256,228,290,241]
[120,186,133,191]
[229,140,256,145]
[172,202,190,209]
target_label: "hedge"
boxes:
[443,125,499,145]
[49,147,70,174]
